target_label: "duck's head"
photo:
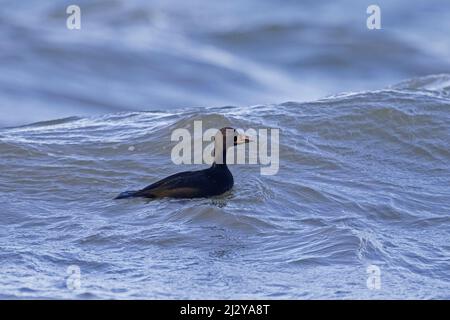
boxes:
[215,127,251,148]
[213,127,251,165]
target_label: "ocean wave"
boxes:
[1,75,450,298]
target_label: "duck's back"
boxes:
[131,164,233,199]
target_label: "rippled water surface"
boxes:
[1,75,450,299]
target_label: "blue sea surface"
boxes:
[0,0,449,299]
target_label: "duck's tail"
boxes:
[114,190,140,200]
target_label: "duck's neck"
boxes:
[212,145,228,167]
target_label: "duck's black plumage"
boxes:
[115,127,249,200]
[115,163,233,199]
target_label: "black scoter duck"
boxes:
[114,127,250,199]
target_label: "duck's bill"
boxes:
[236,134,252,145]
